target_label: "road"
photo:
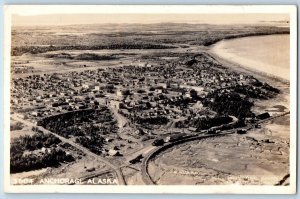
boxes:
[140,133,230,185]
[11,114,126,185]
[108,100,144,154]
[125,145,156,163]
[109,100,128,130]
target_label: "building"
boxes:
[128,154,143,164]
[236,129,247,134]
[257,112,270,120]
[164,133,187,142]
[108,149,121,156]
[31,111,41,117]
[116,89,123,97]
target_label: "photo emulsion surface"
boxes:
[5,5,297,194]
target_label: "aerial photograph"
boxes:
[8,10,292,188]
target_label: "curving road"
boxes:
[140,112,290,185]
[140,132,231,185]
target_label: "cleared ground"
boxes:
[148,117,289,185]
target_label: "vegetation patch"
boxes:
[39,108,117,155]
[10,132,74,173]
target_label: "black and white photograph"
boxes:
[3,5,297,194]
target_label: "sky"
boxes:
[12,13,290,26]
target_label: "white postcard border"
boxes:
[3,5,297,194]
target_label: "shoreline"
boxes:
[209,34,290,82]
[204,32,290,46]
[207,49,290,87]
[210,32,290,45]
[208,34,290,82]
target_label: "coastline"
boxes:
[208,50,289,86]
[204,31,290,46]
[208,55,289,88]
[210,34,290,82]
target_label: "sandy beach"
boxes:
[211,34,290,81]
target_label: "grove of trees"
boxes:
[39,108,117,154]
[10,132,74,173]
[203,91,255,119]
